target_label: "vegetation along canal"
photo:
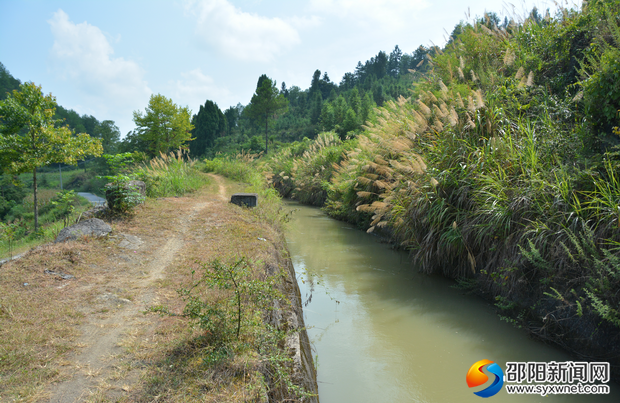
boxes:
[284,201,618,403]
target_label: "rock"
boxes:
[81,205,108,220]
[105,180,146,211]
[230,193,258,207]
[118,234,143,250]
[55,218,112,243]
[127,180,146,197]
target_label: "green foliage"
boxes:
[0,175,26,221]
[132,94,194,157]
[135,149,206,197]
[268,132,351,207]
[0,82,103,230]
[100,174,145,214]
[584,289,620,328]
[0,62,21,101]
[189,100,227,157]
[582,47,620,136]
[0,221,19,259]
[246,75,289,153]
[47,190,77,229]
[180,257,282,341]
[256,2,620,361]
[103,152,146,175]
[150,257,314,400]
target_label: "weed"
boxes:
[150,256,314,400]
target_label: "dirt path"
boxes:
[46,184,222,402]
[208,173,227,201]
[1,173,314,402]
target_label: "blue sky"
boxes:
[0,0,580,137]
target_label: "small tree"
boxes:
[246,75,288,154]
[132,94,194,157]
[0,82,103,231]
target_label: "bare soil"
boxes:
[0,174,293,402]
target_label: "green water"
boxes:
[284,201,618,403]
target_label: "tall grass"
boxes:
[136,149,208,197]
[260,4,620,366]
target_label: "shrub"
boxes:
[101,174,145,214]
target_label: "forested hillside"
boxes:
[185,45,436,156]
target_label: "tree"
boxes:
[309,91,323,126]
[340,72,356,91]
[388,45,403,78]
[0,82,103,231]
[319,102,335,132]
[246,75,288,153]
[0,174,26,221]
[97,120,121,154]
[310,70,322,95]
[348,87,361,115]
[190,100,227,157]
[372,82,386,106]
[360,92,374,124]
[132,94,194,157]
[339,108,358,138]
[224,103,243,135]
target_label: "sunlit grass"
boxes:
[136,148,209,197]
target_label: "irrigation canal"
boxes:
[284,201,618,403]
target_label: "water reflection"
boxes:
[285,201,617,403]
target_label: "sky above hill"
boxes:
[0,0,581,138]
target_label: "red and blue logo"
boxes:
[466,359,504,398]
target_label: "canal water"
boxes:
[284,201,617,403]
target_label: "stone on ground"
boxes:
[55,218,112,243]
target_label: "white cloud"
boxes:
[47,9,151,134]
[171,68,232,112]
[308,0,429,31]
[185,0,300,62]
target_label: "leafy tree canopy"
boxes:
[0,82,103,229]
[190,100,227,157]
[132,94,194,157]
[246,75,288,153]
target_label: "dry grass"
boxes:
[120,180,291,402]
[0,175,309,402]
[0,239,117,401]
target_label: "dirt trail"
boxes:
[46,186,221,402]
[209,173,227,201]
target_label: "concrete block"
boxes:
[231,193,258,207]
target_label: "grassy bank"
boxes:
[260,2,620,375]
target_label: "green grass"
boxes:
[0,191,92,260]
[203,153,290,229]
[136,149,209,198]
